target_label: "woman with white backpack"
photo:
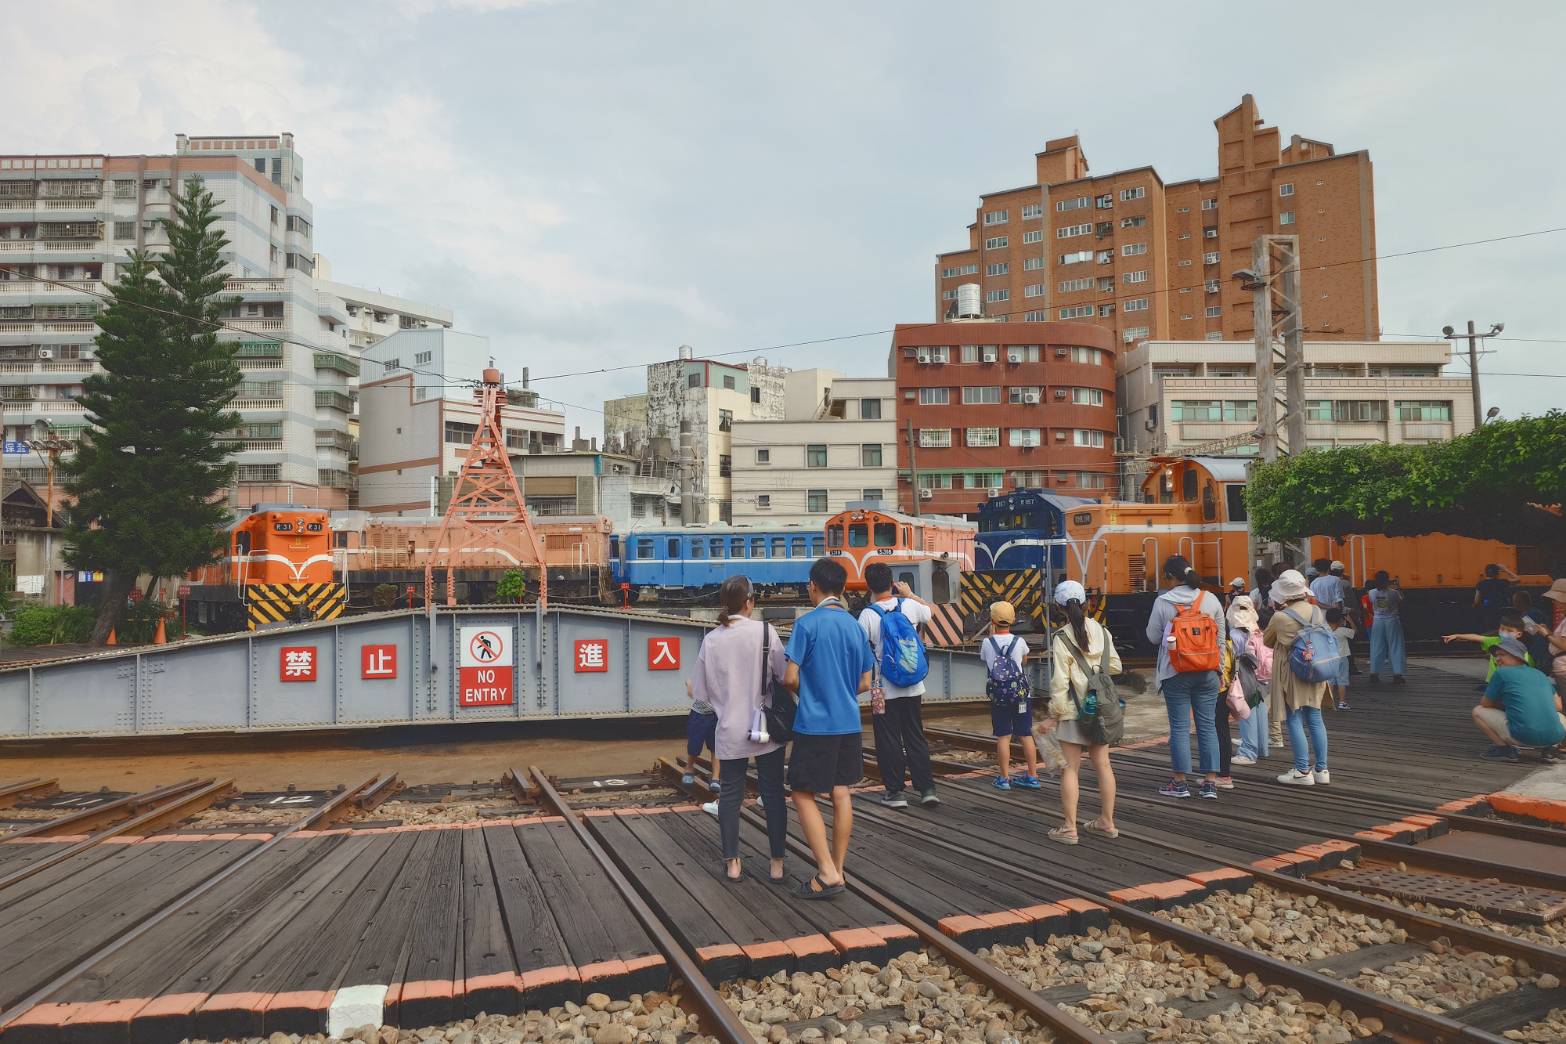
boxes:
[1227,595,1273,765]
[1037,580,1122,844]
[1262,569,1334,786]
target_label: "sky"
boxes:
[5,0,1564,437]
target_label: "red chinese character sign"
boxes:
[361,644,397,680]
[280,646,316,683]
[647,637,680,670]
[458,626,513,707]
[574,639,609,673]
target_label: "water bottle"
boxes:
[1082,688,1098,716]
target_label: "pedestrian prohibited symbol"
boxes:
[469,631,501,663]
[459,626,514,707]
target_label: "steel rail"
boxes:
[527,766,757,1044]
[502,767,534,804]
[656,758,1116,1044]
[0,778,59,807]
[934,771,1566,979]
[0,777,236,893]
[0,774,382,1034]
[351,772,403,813]
[841,790,1511,1044]
[0,778,210,840]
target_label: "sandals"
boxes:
[722,861,744,884]
[795,874,845,900]
[1047,826,1079,845]
[1081,819,1120,838]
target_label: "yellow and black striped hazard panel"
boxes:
[246,582,347,629]
[958,570,1044,628]
[923,604,967,648]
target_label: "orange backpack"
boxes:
[1169,600,1221,672]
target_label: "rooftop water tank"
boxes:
[956,283,982,319]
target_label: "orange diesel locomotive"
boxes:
[824,505,976,592]
[185,508,344,630]
[1061,456,1551,639]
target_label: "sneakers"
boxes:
[702,800,719,816]
[1483,744,1522,762]
[919,788,942,806]
[1336,701,1351,711]
[708,777,722,793]
[1367,674,1381,684]
[879,791,909,808]
[1198,781,1219,800]
[1215,776,1235,789]
[1277,769,1316,786]
[1542,748,1560,764]
[1159,779,1191,799]
[1230,754,1257,766]
[681,772,695,786]
[1313,769,1331,785]
[992,776,1012,791]
[1010,774,1044,790]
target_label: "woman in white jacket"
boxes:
[1038,580,1121,844]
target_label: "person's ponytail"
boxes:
[1064,598,1089,650]
[717,575,752,625]
[1182,567,1201,589]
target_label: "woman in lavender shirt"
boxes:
[693,575,789,882]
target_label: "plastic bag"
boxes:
[1033,728,1067,775]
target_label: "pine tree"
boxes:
[65,176,242,644]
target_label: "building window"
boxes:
[444,420,478,444]
[1022,255,1044,268]
[965,427,999,447]
[757,494,771,509]
[1122,270,1148,284]
[1009,386,1042,404]
[1205,280,1220,293]
[1058,304,1095,320]
[751,385,761,404]
[1201,198,1217,211]
[1055,197,1089,212]
[1072,472,1109,490]
[1330,400,1388,422]
[1007,428,1041,447]
[1059,250,1093,265]
[1280,211,1296,225]
[719,454,732,478]
[1071,347,1103,365]
[961,385,1001,405]
[1205,331,1224,341]
[1121,243,1147,256]
[942,288,957,301]
[862,488,883,502]
[983,209,1008,225]
[1124,297,1149,312]
[965,471,1004,490]
[1396,400,1452,421]
[1023,283,1045,298]
[1203,251,1220,264]
[1123,325,1149,340]
[237,464,282,483]
[1280,183,1295,197]
[687,372,700,388]
[918,473,953,489]
[1021,203,1042,219]
[985,262,1009,276]
[718,408,733,431]
[1056,223,1092,239]
[1095,194,1114,209]
[984,289,1009,302]
[1205,305,1222,318]
[112,221,135,240]
[861,443,882,466]
[1171,400,1257,422]
[1023,310,1047,322]
[1011,471,1042,487]
[806,444,828,467]
[860,397,881,420]
[984,235,1008,249]
[414,350,432,365]
[1058,277,1093,293]
[1120,216,1148,228]
[918,428,951,448]
[942,264,979,277]
[1203,228,1218,239]
[1073,429,1106,448]
[756,448,770,464]
[1118,186,1146,201]
[723,374,736,390]
[1072,387,1105,406]
[918,387,949,405]
[1178,232,1192,240]
[807,489,827,512]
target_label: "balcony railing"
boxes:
[223,278,286,293]
[313,352,359,377]
[314,428,356,452]
[226,317,285,331]
[317,468,355,489]
[4,400,88,414]
[232,397,285,410]
[314,390,353,412]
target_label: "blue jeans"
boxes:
[1236,698,1269,760]
[1161,671,1220,776]
[1370,618,1406,677]
[1286,706,1328,773]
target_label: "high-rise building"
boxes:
[602,347,789,524]
[889,320,1117,517]
[934,95,1378,349]
[0,133,451,510]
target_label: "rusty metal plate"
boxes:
[1317,861,1566,924]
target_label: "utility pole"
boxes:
[1443,320,1502,428]
[906,417,920,517]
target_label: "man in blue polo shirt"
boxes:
[785,557,874,900]
[1473,637,1566,763]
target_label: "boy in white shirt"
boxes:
[981,601,1041,790]
[1327,606,1354,711]
[857,563,939,808]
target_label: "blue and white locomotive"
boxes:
[974,489,1096,575]
[609,525,824,602]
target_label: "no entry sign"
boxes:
[458,626,514,707]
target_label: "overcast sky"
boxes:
[6,0,1564,435]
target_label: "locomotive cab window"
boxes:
[235,532,251,555]
[849,524,869,547]
[1182,469,1198,502]
[1202,483,1217,522]
[874,522,897,547]
[901,526,912,545]
[827,525,844,548]
[1225,484,1248,522]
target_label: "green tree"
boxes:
[64,175,242,644]
[496,568,528,602]
[1246,412,1566,548]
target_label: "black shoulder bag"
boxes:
[759,622,795,742]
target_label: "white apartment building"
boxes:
[730,373,897,526]
[602,346,789,524]
[0,134,452,511]
[356,328,564,515]
[1119,340,1476,462]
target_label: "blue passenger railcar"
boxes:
[974,490,1096,574]
[610,526,823,600]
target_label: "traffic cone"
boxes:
[105,628,117,646]
[153,616,167,645]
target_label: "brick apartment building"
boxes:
[934,95,1378,349]
[889,321,1116,517]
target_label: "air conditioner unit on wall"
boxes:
[987,487,1002,498]
[1052,388,1067,400]
[37,348,53,360]
[1008,349,1023,363]
[919,488,934,501]
[916,348,931,363]
[1023,391,1041,404]
[1055,430,1068,441]
[981,347,997,363]
[1054,347,1069,358]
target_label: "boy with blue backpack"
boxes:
[982,600,1042,790]
[857,563,938,808]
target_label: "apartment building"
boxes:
[890,321,1117,517]
[935,95,1378,349]
[730,372,897,526]
[514,449,674,528]
[601,347,789,524]
[1119,340,1475,464]
[355,329,564,516]
[0,134,450,510]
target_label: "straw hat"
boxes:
[1543,579,1566,604]
[1270,569,1310,604]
